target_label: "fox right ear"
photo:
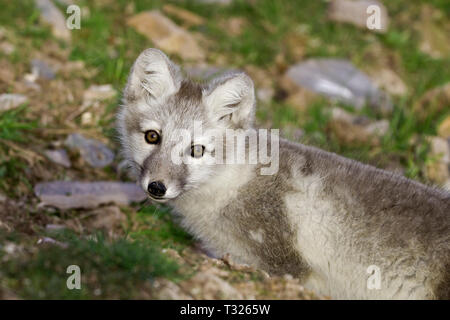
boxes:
[203,72,256,129]
[123,48,181,103]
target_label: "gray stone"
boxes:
[285,59,392,113]
[36,237,69,248]
[44,149,71,168]
[0,93,28,112]
[184,64,232,81]
[83,84,117,102]
[65,133,114,168]
[0,41,15,55]
[34,181,147,210]
[31,59,56,80]
[45,224,67,231]
[35,0,71,41]
[195,0,231,4]
[328,0,389,33]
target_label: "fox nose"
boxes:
[147,181,166,197]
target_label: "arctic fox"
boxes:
[117,48,450,299]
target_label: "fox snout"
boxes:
[147,181,167,198]
[138,148,187,202]
[141,173,183,202]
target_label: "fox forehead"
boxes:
[123,80,209,134]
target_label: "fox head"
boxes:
[117,48,256,202]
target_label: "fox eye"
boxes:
[191,145,205,158]
[144,130,160,144]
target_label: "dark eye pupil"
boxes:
[191,145,205,158]
[145,130,160,144]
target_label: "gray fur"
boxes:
[117,48,450,299]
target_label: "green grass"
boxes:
[0,106,35,142]
[1,230,180,299]
[0,203,193,299]
[0,106,37,194]
[129,205,193,251]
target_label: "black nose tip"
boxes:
[147,181,166,197]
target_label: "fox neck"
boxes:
[168,162,256,259]
[170,163,256,215]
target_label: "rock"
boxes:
[426,161,450,186]
[181,267,243,299]
[44,149,71,168]
[153,279,193,300]
[444,180,450,192]
[35,0,71,42]
[361,42,403,76]
[184,63,231,81]
[368,68,407,96]
[24,72,38,83]
[438,117,450,139]
[274,52,289,74]
[87,206,126,230]
[36,237,69,248]
[244,65,273,90]
[0,59,15,84]
[3,242,21,255]
[162,248,185,265]
[328,0,389,33]
[413,83,450,120]
[283,31,307,61]
[429,137,450,165]
[34,181,147,210]
[83,84,117,102]
[256,87,274,104]
[127,10,205,61]
[328,119,377,147]
[0,41,14,55]
[242,65,275,103]
[22,79,41,92]
[196,0,231,4]
[54,0,74,5]
[220,17,247,37]
[262,275,319,300]
[285,88,320,112]
[285,59,392,113]
[31,59,56,80]
[162,4,205,27]
[365,119,389,136]
[0,27,6,40]
[221,253,257,273]
[416,5,450,59]
[45,224,67,231]
[81,112,94,125]
[425,137,450,185]
[328,107,388,147]
[65,133,114,168]
[0,94,28,112]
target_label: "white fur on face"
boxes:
[127,119,161,167]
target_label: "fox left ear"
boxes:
[123,48,182,104]
[203,72,255,128]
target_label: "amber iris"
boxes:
[144,130,160,144]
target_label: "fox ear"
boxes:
[203,72,255,128]
[124,48,181,103]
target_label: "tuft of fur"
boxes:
[117,48,450,299]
